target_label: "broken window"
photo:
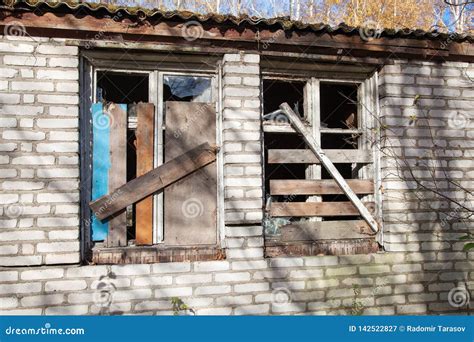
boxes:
[263,77,379,256]
[86,62,221,264]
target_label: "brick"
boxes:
[195,285,231,295]
[0,271,18,282]
[215,272,251,283]
[0,282,42,295]
[37,217,79,227]
[397,304,427,314]
[21,268,64,280]
[235,304,269,315]
[234,282,269,293]
[37,119,78,128]
[226,248,263,259]
[66,265,108,278]
[176,274,212,285]
[37,242,79,253]
[216,295,252,306]
[45,305,88,315]
[154,287,193,298]
[21,294,64,307]
[305,256,338,266]
[4,55,47,66]
[111,289,153,302]
[359,265,391,275]
[225,226,262,237]
[134,276,173,286]
[3,130,45,140]
[111,265,151,276]
[270,258,304,268]
[0,255,42,266]
[194,261,230,272]
[0,297,19,309]
[151,262,190,273]
[45,280,87,292]
[326,267,357,276]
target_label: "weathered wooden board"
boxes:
[270,179,374,195]
[106,103,128,247]
[268,149,373,164]
[91,103,110,242]
[277,220,375,241]
[135,103,155,245]
[264,239,380,257]
[270,201,375,217]
[164,102,217,246]
[89,142,217,220]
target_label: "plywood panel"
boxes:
[91,103,110,241]
[106,104,128,247]
[270,201,375,217]
[268,149,372,164]
[135,103,155,245]
[164,102,217,246]
[270,179,374,195]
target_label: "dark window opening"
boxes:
[263,80,305,119]
[320,83,358,129]
[96,71,149,243]
[264,133,308,204]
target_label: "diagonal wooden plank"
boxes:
[135,103,155,246]
[90,142,217,221]
[106,103,128,247]
[279,102,379,233]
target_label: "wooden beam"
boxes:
[270,179,374,195]
[280,103,379,232]
[106,104,128,247]
[279,220,375,241]
[135,103,155,246]
[270,201,375,217]
[268,149,373,164]
[90,142,217,221]
[1,12,468,58]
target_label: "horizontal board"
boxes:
[270,201,375,217]
[264,239,380,257]
[268,149,373,164]
[270,179,374,195]
[277,220,375,241]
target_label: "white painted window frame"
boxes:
[262,73,382,238]
[90,63,224,247]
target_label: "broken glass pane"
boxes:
[163,75,211,102]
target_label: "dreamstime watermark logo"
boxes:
[271,287,292,307]
[359,20,382,42]
[3,203,24,218]
[181,198,204,218]
[181,21,205,41]
[448,286,470,308]
[92,274,117,309]
[265,111,289,124]
[448,111,470,129]
[92,109,114,130]
[4,21,27,39]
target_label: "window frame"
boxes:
[261,71,382,249]
[82,52,224,257]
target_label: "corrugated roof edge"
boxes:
[4,0,473,43]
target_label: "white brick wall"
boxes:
[0,35,80,266]
[0,36,472,316]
